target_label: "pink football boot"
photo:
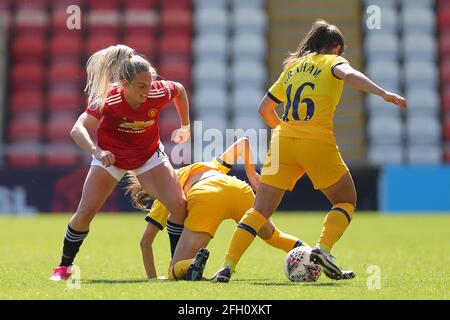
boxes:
[49,266,72,281]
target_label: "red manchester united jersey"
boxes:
[86,80,178,170]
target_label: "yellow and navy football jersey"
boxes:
[175,157,232,190]
[268,53,348,143]
[145,158,232,229]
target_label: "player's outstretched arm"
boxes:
[70,112,116,167]
[124,174,166,279]
[218,137,260,191]
[140,222,160,279]
[171,82,191,144]
[333,63,407,109]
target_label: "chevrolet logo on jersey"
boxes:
[119,120,155,130]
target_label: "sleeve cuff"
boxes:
[85,109,102,120]
[215,157,233,169]
[267,92,282,104]
[331,62,346,80]
[145,216,164,230]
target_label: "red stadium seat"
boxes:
[123,26,158,39]
[122,35,158,62]
[443,116,450,141]
[438,8,450,29]
[10,63,45,90]
[49,35,83,61]
[161,9,192,34]
[8,117,43,142]
[442,63,450,87]
[51,9,84,35]
[438,0,450,10]
[15,0,48,10]
[87,0,120,10]
[14,9,48,36]
[47,59,84,92]
[160,0,192,10]
[443,87,450,112]
[12,36,46,63]
[10,90,44,115]
[51,0,85,9]
[49,81,84,95]
[0,0,12,10]
[85,34,120,56]
[124,0,158,10]
[47,90,82,112]
[44,144,81,167]
[87,10,121,36]
[159,59,191,84]
[46,116,76,143]
[123,10,159,37]
[160,34,191,58]
[7,143,41,167]
[48,62,83,85]
[439,33,450,57]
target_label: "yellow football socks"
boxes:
[168,258,192,280]
[264,228,305,252]
[224,208,267,272]
[318,202,355,252]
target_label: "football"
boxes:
[284,246,322,282]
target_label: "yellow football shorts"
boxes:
[145,199,169,230]
[260,134,349,191]
[183,175,255,237]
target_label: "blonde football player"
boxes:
[50,45,190,281]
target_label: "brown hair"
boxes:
[123,173,153,212]
[284,19,345,69]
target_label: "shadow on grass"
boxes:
[82,279,149,284]
[250,281,345,287]
[82,278,346,286]
[228,279,346,287]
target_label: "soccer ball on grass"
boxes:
[284,246,322,282]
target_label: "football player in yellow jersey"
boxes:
[212,19,407,282]
[125,137,308,280]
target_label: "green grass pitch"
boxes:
[1,212,449,300]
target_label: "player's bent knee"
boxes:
[258,222,275,240]
[76,207,97,218]
[171,198,187,215]
[73,207,97,225]
[330,193,357,208]
[347,190,357,208]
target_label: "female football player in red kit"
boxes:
[50,44,190,280]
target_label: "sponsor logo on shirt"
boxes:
[118,119,155,133]
[148,108,158,118]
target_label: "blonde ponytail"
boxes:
[124,173,153,212]
[84,44,157,111]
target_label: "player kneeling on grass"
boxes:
[126,137,309,281]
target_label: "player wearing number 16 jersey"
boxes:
[212,19,407,283]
